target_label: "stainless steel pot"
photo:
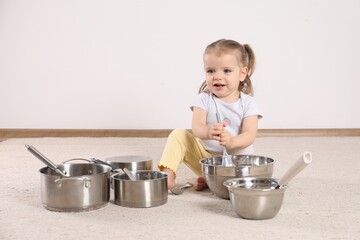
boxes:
[112,170,168,208]
[200,155,274,199]
[105,155,153,171]
[39,159,112,212]
[222,152,312,219]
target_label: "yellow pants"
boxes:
[157,129,214,176]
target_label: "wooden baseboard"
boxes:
[0,129,172,139]
[0,128,359,140]
[257,128,360,137]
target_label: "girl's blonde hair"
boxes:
[198,39,256,96]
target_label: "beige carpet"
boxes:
[0,137,359,240]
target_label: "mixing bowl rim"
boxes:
[223,177,288,192]
[199,154,275,167]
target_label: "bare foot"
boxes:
[196,177,208,191]
[162,167,176,189]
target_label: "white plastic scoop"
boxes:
[275,152,312,189]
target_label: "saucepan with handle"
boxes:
[223,152,312,220]
[26,145,112,212]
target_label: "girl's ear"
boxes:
[240,67,248,82]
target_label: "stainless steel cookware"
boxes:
[112,170,168,208]
[105,155,153,171]
[39,159,112,212]
[223,177,287,220]
[223,152,312,220]
[200,155,274,199]
[26,144,112,212]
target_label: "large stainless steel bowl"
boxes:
[200,155,274,199]
[223,177,287,220]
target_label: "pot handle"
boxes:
[277,152,312,187]
[62,158,92,164]
[55,177,91,188]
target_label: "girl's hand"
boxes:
[208,121,232,146]
[207,123,225,141]
[218,121,232,146]
[219,129,232,147]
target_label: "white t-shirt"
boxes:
[191,92,263,155]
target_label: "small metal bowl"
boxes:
[223,177,287,220]
[200,155,274,199]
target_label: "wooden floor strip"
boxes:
[0,128,359,140]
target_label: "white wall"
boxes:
[1,0,359,129]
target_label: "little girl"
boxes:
[157,39,262,191]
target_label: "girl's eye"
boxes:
[224,69,232,73]
[206,69,215,74]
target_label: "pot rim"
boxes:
[111,170,168,181]
[199,154,275,167]
[39,162,112,177]
[223,177,288,192]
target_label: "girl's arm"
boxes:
[220,115,258,150]
[192,107,224,140]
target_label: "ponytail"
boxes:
[241,44,256,96]
[198,81,207,93]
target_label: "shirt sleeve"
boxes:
[242,93,263,119]
[191,92,210,111]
